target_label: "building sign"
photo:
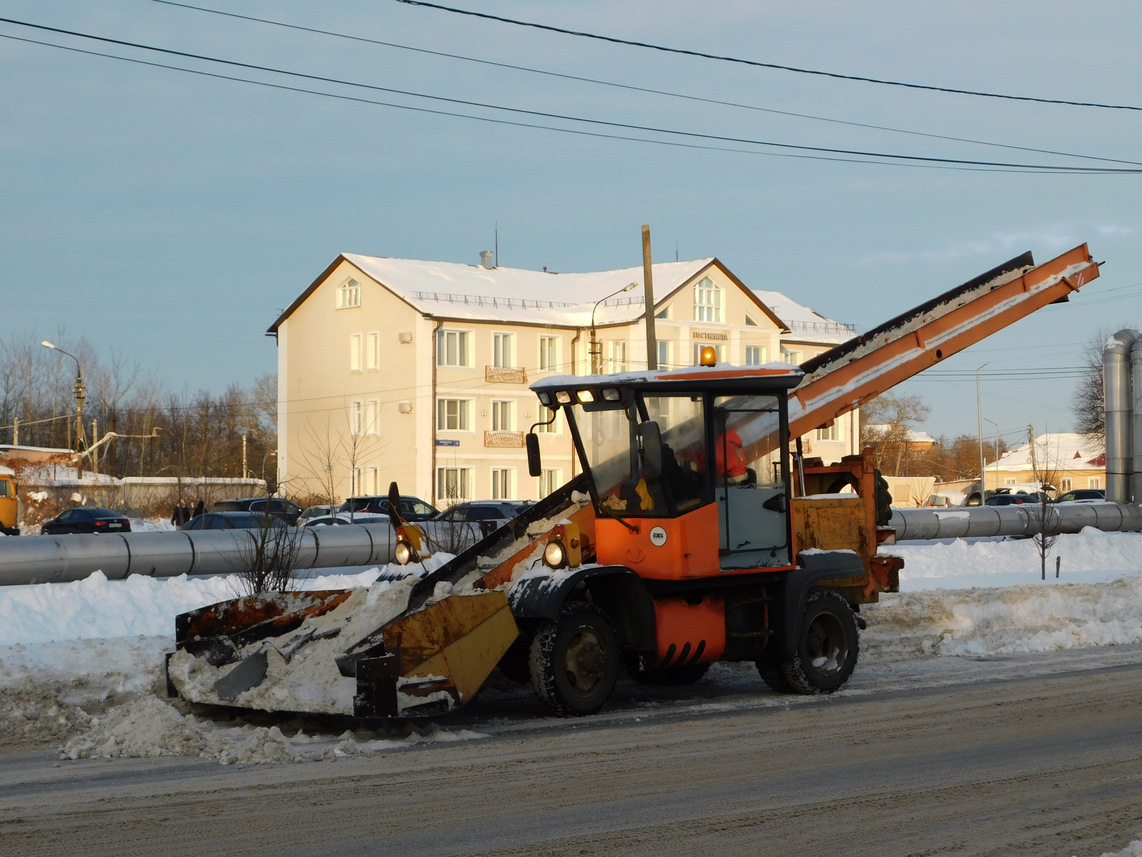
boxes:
[693,331,729,341]
[436,439,460,447]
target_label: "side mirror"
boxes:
[638,421,663,480]
[526,433,542,477]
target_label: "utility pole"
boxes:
[642,225,657,370]
[42,341,86,477]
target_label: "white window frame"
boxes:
[490,467,515,500]
[366,331,379,371]
[437,467,473,503]
[350,333,362,372]
[694,276,722,323]
[363,466,379,495]
[538,468,563,496]
[539,336,560,372]
[781,347,802,365]
[491,399,514,431]
[816,423,839,442]
[365,399,379,436]
[493,332,515,369]
[1059,477,1072,492]
[437,398,472,432]
[745,345,766,365]
[437,329,473,367]
[349,399,364,437]
[337,278,361,309]
[607,340,628,373]
[1088,476,1101,489]
[657,340,673,370]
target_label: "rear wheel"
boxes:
[782,588,859,694]
[529,602,619,716]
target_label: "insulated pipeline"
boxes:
[891,502,1142,541]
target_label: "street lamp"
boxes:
[590,282,638,374]
[41,341,86,456]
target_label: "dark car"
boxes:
[1055,489,1105,503]
[337,495,439,522]
[434,500,531,532]
[184,511,286,531]
[984,492,1038,506]
[210,497,302,524]
[41,507,131,535]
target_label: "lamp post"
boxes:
[590,282,638,374]
[41,341,86,458]
[984,417,999,494]
[976,362,989,502]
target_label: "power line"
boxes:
[397,0,1142,113]
[1,19,1138,174]
[147,0,1142,169]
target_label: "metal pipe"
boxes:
[0,523,397,587]
[1104,330,1135,503]
[891,501,1142,541]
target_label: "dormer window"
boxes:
[337,279,361,309]
[694,277,721,322]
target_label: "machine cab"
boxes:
[529,359,803,577]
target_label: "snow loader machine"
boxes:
[166,243,1101,719]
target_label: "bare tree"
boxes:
[1072,329,1111,443]
[859,393,931,476]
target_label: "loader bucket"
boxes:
[353,589,519,718]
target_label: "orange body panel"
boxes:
[652,594,727,666]
[594,503,721,579]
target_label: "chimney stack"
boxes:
[479,250,494,269]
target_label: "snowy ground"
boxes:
[1,524,1140,855]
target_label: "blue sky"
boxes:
[3,0,1140,446]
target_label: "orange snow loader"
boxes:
[166,245,1099,718]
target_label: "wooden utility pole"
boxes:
[642,225,657,370]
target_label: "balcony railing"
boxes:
[484,430,525,449]
[485,366,528,384]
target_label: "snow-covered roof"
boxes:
[865,425,937,444]
[270,254,791,332]
[992,432,1105,471]
[752,289,855,345]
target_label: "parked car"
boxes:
[984,492,1038,506]
[184,511,286,530]
[210,497,302,524]
[433,500,532,535]
[337,495,439,522]
[303,513,356,527]
[1055,488,1105,503]
[41,507,131,535]
[297,504,338,525]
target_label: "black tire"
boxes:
[756,655,796,693]
[529,602,619,716]
[781,588,859,695]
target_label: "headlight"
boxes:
[395,540,414,565]
[543,539,566,568]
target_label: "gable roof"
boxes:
[753,289,855,346]
[268,254,789,334]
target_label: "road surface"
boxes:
[2,657,1140,857]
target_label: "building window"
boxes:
[655,306,671,319]
[693,343,725,365]
[366,332,379,371]
[694,277,722,323]
[365,399,379,436]
[539,336,560,372]
[437,467,473,503]
[437,329,472,367]
[349,399,364,436]
[657,341,673,369]
[1088,476,1101,489]
[607,340,628,372]
[745,314,758,326]
[493,332,515,368]
[437,398,472,431]
[337,279,361,309]
[816,423,838,442]
[535,404,559,434]
[350,333,362,372]
[745,345,766,365]
[491,400,514,431]
[781,347,802,365]
[538,468,562,496]
[363,466,379,495]
[491,468,514,500]
[1059,478,1072,492]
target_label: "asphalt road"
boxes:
[3,657,1140,857]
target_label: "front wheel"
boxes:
[529,602,619,716]
[781,588,859,694]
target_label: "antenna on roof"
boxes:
[495,222,499,267]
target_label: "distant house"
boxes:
[985,432,1105,494]
[268,253,857,506]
